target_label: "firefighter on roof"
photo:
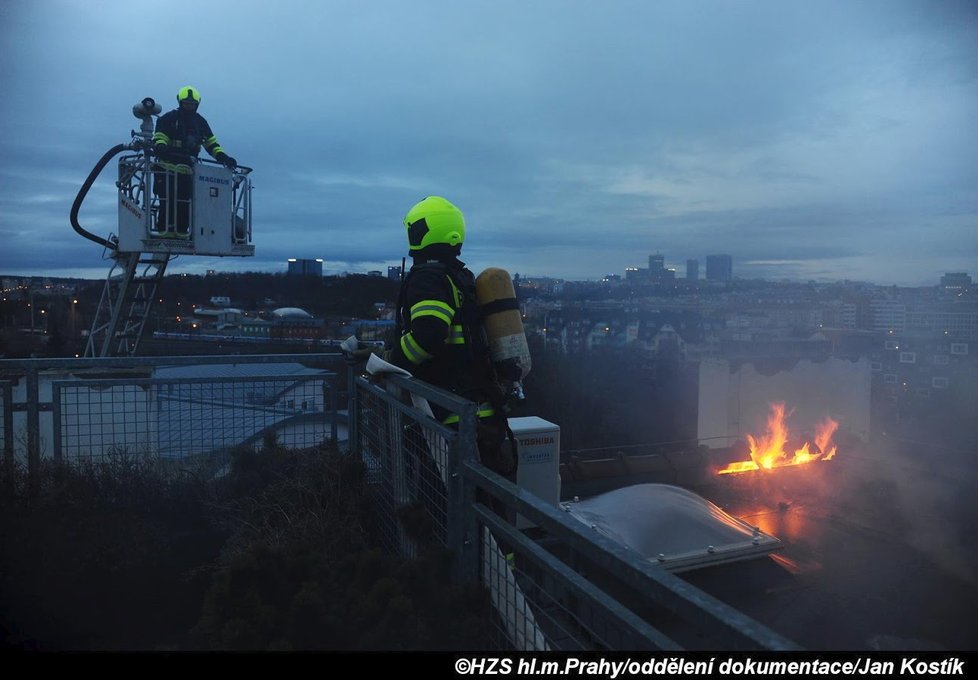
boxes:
[386,196,517,476]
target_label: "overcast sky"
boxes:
[1,0,975,285]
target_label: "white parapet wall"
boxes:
[697,356,872,449]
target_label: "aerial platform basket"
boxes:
[116,153,255,257]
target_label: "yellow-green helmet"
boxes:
[177,86,201,105]
[404,196,465,253]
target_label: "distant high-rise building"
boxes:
[388,266,402,281]
[649,254,664,274]
[686,259,699,281]
[705,254,733,281]
[940,272,972,292]
[287,258,323,276]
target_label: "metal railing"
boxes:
[0,354,343,472]
[348,370,800,651]
[1,380,12,464]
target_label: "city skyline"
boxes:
[4,260,973,290]
[2,1,976,285]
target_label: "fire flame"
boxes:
[718,402,839,475]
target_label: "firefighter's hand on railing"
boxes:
[216,152,237,170]
[339,335,388,363]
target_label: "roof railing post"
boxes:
[26,361,40,499]
[449,400,479,584]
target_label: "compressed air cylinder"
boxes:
[475,267,532,380]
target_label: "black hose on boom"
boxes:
[70,143,128,250]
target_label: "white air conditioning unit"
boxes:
[508,416,561,528]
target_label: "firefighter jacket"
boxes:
[389,258,497,424]
[152,109,226,166]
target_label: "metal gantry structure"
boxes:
[85,251,170,358]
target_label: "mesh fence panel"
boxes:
[55,375,333,462]
[58,382,154,461]
[357,381,453,557]
[478,516,670,651]
[1,381,11,460]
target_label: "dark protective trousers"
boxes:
[153,166,193,235]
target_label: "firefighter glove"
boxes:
[216,152,237,170]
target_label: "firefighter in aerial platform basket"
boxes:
[151,86,238,238]
[353,196,529,478]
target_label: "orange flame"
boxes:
[815,417,839,460]
[718,402,839,475]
